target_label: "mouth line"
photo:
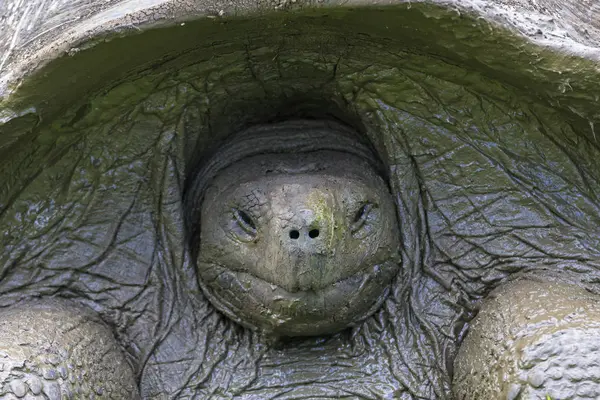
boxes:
[195,259,400,333]
[197,261,382,295]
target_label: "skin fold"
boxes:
[2,2,600,399]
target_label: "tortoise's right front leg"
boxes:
[0,299,139,399]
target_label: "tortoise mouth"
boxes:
[196,259,399,336]
[201,259,382,293]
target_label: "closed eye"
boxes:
[352,203,373,228]
[354,203,372,223]
[350,202,378,238]
[233,208,257,234]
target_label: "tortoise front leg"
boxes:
[453,278,600,400]
[0,299,139,399]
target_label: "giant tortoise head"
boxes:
[186,119,400,336]
[2,0,600,399]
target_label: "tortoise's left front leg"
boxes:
[453,277,600,400]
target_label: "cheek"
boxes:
[198,202,234,254]
[199,201,220,236]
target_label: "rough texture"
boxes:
[2,0,600,100]
[454,277,600,400]
[0,299,139,399]
[2,1,600,399]
[192,120,400,336]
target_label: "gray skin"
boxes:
[0,299,140,398]
[453,276,600,399]
[3,0,600,399]
[186,120,401,337]
[197,150,400,336]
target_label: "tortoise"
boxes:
[2,0,600,398]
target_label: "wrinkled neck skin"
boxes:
[3,3,600,399]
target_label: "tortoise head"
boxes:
[187,120,401,336]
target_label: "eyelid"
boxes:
[354,203,374,222]
[232,208,257,235]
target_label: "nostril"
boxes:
[308,229,320,239]
[289,230,300,239]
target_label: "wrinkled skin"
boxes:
[2,1,600,399]
[454,276,600,399]
[0,300,139,398]
[193,121,400,336]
